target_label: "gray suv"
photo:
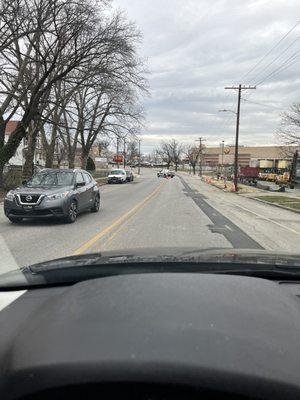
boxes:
[4,169,100,223]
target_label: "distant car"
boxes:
[4,169,100,224]
[125,170,134,182]
[107,169,127,184]
[157,169,168,178]
[157,169,175,178]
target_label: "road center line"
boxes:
[73,180,166,255]
[234,204,300,236]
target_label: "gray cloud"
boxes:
[113,0,300,153]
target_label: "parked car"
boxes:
[4,169,100,224]
[125,170,134,182]
[107,169,127,184]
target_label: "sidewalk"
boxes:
[178,172,300,213]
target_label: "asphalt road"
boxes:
[0,168,300,273]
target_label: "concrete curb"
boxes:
[242,196,300,214]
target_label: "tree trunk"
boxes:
[0,163,5,189]
[45,141,56,168]
[81,151,89,170]
[68,150,75,169]
[23,128,38,180]
[41,126,57,168]
[175,164,178,171]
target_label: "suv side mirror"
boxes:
[75,181,85,188]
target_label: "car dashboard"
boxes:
[0,272,300,400]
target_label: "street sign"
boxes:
[113,155,123,163]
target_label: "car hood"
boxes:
[1,248,300,289]
[12,185,74,195]
[29,247,300,268]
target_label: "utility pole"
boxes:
[116,137,120,169]
[123,137,126,169]
[138,139,141,175]
[221,140,225,172]
[195,137,206,177]
[224,85,256,191]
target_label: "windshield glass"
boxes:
[27,172,74,187]
[0,0,300,277]
[110,170,124,175]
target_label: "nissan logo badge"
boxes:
[26,195,32,202]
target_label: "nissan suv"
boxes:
[4,169,100,224]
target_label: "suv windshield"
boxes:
[26,172,74,187]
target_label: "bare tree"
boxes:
[0,0,136,186]
[277,103,300,147]
[168,139,184,171]
[156,142,173,169]
[126,141,139,163]
[185,145,201,175]
[157,139,183,171]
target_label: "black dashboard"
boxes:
[1,273,300,400]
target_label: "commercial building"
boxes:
[203,145,300,169]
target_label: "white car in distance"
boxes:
[107,169,127,184]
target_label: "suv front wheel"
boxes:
[91,195,100,213]
[65,200,78,223]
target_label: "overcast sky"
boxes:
[113,0,300,153]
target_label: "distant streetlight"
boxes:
[138,139,141,175]
[218,109,237,115]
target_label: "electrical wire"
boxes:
[248,36,300,84]
[241,19,300,81]
[254,48,300,86]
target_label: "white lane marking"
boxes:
[0,233,19,273]
[225,225,233,232]
[235,204,300,236]
[0,291,26,312]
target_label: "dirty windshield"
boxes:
[26,172,74,187]
[0,0,300,273]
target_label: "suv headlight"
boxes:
[5,190,15,201]
[46,192,69,200]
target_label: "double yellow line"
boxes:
[73,180,166,255]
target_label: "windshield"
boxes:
[0,0,300,277]
[26,172,74,187]
[110,170,124,175]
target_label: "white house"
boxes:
[4,121,26,166]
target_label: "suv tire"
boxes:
[65,200,78,223]
[91,195,100,213]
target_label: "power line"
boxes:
[249,36,300,84]
[254,47,300,86]
[241,97,283,111]
[241,19,300,81]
